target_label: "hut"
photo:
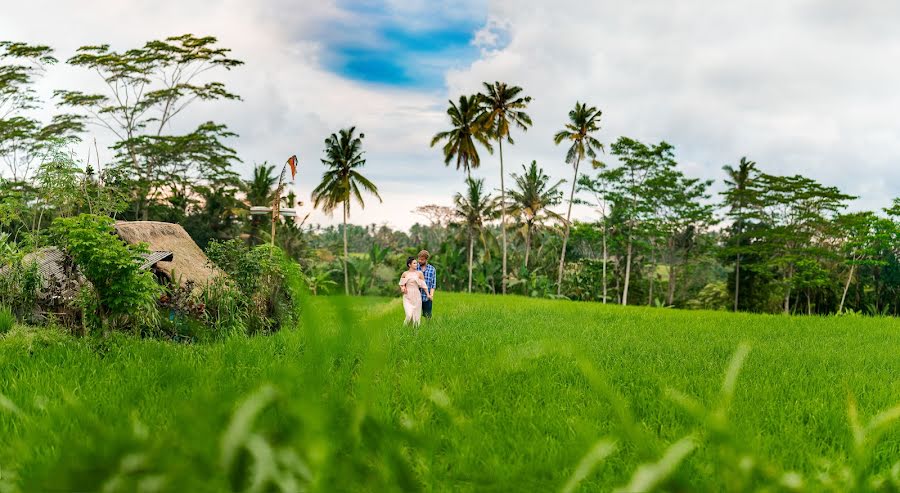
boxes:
[114,221,220,286]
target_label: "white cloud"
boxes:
[2,0,898,233]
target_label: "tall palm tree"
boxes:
[453,177,498,293]
[552,102,604,295]
[478,81,532,295]
[430,94,493,178]
[508,161,564,284]
[312,127,382,295]
[722,156,757,312]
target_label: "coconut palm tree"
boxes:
[478,81,532,295]
[311,127,381,295]
[552,102,604,295]
[508,161,564,286]
[722,156,757,311]
[430,94,493,178]
[453,177,498,293]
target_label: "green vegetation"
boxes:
[3,293,900,491]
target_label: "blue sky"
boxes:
[319,1,491,88]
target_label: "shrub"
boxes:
[51,214,161,334]
[0,255,40,321]
[0,305,14,334]
[205,240,302,335]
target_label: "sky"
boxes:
[2,0,899,230]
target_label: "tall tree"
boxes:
[834,211,892,313]
[607,137,674,305]
[721,157,758,311]
[751,173,853,313]
[508,161,563,285]
[578,165,614,303]
[56,34,243,220]
[430,94,492,178]
[312,127,381,295]
[453,177,498,293]
[0,41,81,182]
[478,81,532,295]
[552,102,603,295]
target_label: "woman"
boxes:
[399,256,429,326]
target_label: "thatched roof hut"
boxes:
[114,221,220,286]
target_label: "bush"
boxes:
[0,305,14,334]
[0,255,40,321]
[205,240,302,335]
[51,214,161,334]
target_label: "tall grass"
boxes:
[0,306,14,335]
[1,293,900,491]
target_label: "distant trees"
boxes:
[2,34,899,315]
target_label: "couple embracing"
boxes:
[398,250,436,327]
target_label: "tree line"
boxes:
[2,35,898,316]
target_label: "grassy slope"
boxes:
[1,293,899,491]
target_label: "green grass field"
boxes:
[2,293,900,492]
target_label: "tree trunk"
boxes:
[499,138,507,295]
[622,234,633,306]
[557,156,581,295]
[667,263,676,306]
[601,228,608,304]
[783,266,792,314]
[647,254,657,306]
[839,263,855,314]
[343,201,349,296]
[733,254,741,312]
[524,224,532,295]
[467,233,474,293]
[807,291,812,315]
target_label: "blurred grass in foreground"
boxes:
[2,293,900,491]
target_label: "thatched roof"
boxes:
[114,221,220,286]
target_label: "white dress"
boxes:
[399,272,428,326]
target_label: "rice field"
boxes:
[2,293,900,492]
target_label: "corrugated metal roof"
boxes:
[139,251,174,270]
[21,248,175,283]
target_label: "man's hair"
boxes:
[417,250,430,260]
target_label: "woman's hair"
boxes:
[406,256,416,268]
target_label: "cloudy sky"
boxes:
[3,0,898,229]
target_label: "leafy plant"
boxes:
[0,305,14,334]
[205,239,301,335]
[51,214,160,333]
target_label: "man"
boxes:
[416,250,436,319]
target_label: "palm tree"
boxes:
[246,163,277,206]
[244,163,277,244]
[722,157,757,311]
[430,94,493,178]
[453,177,498,293]
[478,81,532,295]
[552,102,604,295]
[508,161,564,286]
[312,127,382,295]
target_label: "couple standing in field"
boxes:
[398,250,436,327]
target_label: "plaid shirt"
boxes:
[417,263,436,301]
